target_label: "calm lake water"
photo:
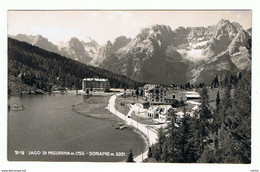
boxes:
[8,94,146,162]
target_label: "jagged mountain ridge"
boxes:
[58,37,98,64]
[9,34,60,54]
[99,24,189,84]
[10,34,132,67]
[8,37,143,92]
[99,20,251,84]
[89,36,131,66]
[10,19,251,85]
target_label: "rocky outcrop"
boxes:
[58,37,97,64]
[187,20,251,83]
[10,34,60,54]
[89,36,131,66]
[99,20,251,84]
[99,24,188,84]
[10,19,251,85]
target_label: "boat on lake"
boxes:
[9,104,24,111]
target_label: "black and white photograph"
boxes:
[6,10,252,164]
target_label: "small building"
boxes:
[164,94,175,105]
[82,77,110,91]
[158,105,175,123]
[186,94,200,100]
[192,105,199,112]
[147,105,174,121]
[147,106,160,118]
[143,85,166,105]
[143,84,156,100]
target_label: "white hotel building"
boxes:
[82,77,110,91]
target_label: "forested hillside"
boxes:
[8,38,143,95]
[147,70,251,163]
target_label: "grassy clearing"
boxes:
[73,95,120,121]
[114,96,132,115]
[72,95,148,160]
[115,95,144,115]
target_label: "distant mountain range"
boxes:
[9,19,251,85]
[8,38,142,95]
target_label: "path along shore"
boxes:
[107,93,158,162]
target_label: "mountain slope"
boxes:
[99,24,188,84]
[10,34,60,54]
[10,19,251,85]
[8,38,143,95]
[10,34,100,65]
[99,20,251,84]
[188,20,251,83]
[89,36,131,66]
[58,37,98,64]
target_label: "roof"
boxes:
[144,84,156,91]
[143,84,165,91]
[175,111,184,118]
[148,105,172,111]
[186,94,200,98]
[83,78,108,82]
[192,105,199,111]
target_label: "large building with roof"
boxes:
[143,84,175,106]
[82,77,110,91]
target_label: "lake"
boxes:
[8,93,146,162]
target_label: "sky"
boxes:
[8,10,251,45]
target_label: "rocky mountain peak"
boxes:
[85,38,99,47]
[106,40,113,46]
[218,19,231,25]
[32,35,48,45]
[174,27,190,34]
[246,28,252,36]
[69,37,82,45]
[133,24,175,50]
[10,19,251,85]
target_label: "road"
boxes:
[107,93,158,162]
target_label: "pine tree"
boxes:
[163,114,182,162]
[218,72,251,163]
[179,115,192,162]
[148,147,152,158]
[216,91,221,110]
[126,149,135,162]
[213,75,219,88]
[90,84,93,92]
[197,87,212,154]
[157,127,165,156]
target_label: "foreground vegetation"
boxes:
[148,71,251,163]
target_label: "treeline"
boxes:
[173,72,244,90]
[148,70,251,163]
[8,38,143,92]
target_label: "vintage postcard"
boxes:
[7,10,252,164]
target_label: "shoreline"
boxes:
[8,94,147,162]
[71,94,149,162]
[130,126,150,162]
[107,93,158,162]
